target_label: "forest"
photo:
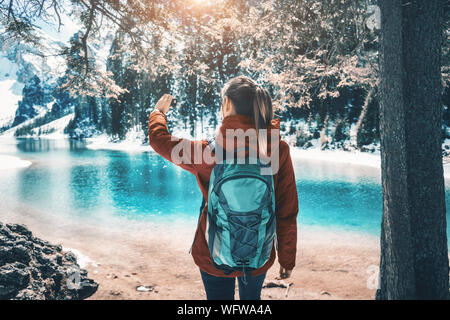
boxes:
[2,0,448,152]
[0,0,449,301]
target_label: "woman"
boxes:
[148,75,298,300]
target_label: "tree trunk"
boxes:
[377,0,449,300]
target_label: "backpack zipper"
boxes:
[213,174,272,195]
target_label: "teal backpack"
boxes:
[196,139,277,279]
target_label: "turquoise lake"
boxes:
[0,138,449,239]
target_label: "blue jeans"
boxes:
[200,269,266,300]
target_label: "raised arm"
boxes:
[148,94,209,175]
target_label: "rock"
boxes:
[263,280,292,289]
[6,224,32,238]
[39,261,58,279]
[74,279,99,300]
[0,223,98,300]
[136,285,154,292]
[0,225,15,242]
[14,288,44,300]
[0,247,13,265]
[320,291,331,296]
[0,262,30,298]
[63,252,77,264]
[107,273,118,279]
[29,267,40,279]
[263,280,293,299]
[55,254,63,266]
[12,245,31,264]
[41,246,56,255]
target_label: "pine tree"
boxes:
[106,32,126,139]
[356,88,379,149]
[179,36,200,137]
[12,75,44,126]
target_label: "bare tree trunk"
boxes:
[377,0,449,300]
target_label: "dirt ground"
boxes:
[3,206,380,300]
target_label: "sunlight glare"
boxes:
[190,0,214,7]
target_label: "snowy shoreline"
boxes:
[289,147,381,169]
[1,135,449,179]
[85,134,150,153]
[83,135,450,179]
[0,154,32,170]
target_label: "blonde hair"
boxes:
[221,76,273,156]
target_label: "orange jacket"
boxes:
[148,111,299,277]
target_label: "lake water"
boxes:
[0,138,449,239]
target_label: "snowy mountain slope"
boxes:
[1,112,48,137]
[27,112,75,138]
[0,10,80,129]
[0,56,24,126]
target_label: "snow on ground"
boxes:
[444,164,450,179]
[86,125,149,153]
[0,112,73,139]
[63,248,98,269]
[86,116,217,153]
[0,112,47,137]
[3,112,448,180]
[443,138,450,151]
[85,131,450,180]
[443,139,450,180]
[28,113,75,139]
[0,56,24,126]
[290,147,381,168]
[0,154,31,170]
[85,123,382,168]
[0,5,80,128]
[86,134,150,153]
[291,145,450,179]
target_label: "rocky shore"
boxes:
[0,222,98,300]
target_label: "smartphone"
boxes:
[170,98,178,108]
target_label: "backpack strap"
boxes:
[199,196,206,219]
[207,137,216,154]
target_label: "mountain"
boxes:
[0,55,23,127]
[0,11,115,139]
[0,2,447,157]
[0,10,79,133]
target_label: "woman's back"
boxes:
[148,76,298,299]
[148,111,298,278]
